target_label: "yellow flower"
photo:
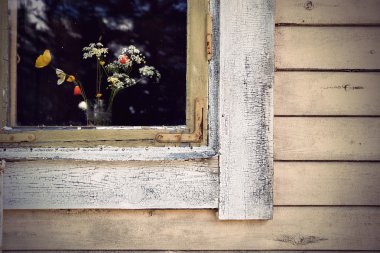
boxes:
[66,75,76,82]
[99,60,105,66]
[108,77,118,85]
[35,49,51,68]
[96,93,102,98]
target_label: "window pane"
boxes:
[11,0,187,126]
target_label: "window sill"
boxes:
[0,145,218,161]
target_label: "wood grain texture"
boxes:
[208,0,220,151]
[275,27,380,70]
[276,0,380,25]
[4,208,380,250]
[0,161,4,251]
[5,251,377,253]
[4,159,218,209]
[219,0,274,220]
[186,0,209,146]
[8,0,16,126]
[275,72,380,116]
[4,161,380,209]
[275,118,380,161]
[0,146,217,161]
[0,0,8,128]
[0,127,189,148]
[275,162,380,205]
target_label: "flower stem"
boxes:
[107,88,122,112]
[96,59,100,97]
[100,64,109,77]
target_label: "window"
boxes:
[0,0,209,148]
[1,0,274,221]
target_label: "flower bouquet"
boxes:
[35,42,160,125]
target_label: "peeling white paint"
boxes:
[4,159,219,209]
[0,146,218,161]
[218,0,274,220]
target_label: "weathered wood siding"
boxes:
[4,159,219,209]
[218,0,274,220]
[272,0,380,251]
[5,208,380,250]
[3,0,380,251]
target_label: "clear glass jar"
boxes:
[86,99,111,126]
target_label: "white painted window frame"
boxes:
[0,0,274,220]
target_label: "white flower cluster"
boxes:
[83,42,108,59]
[122,45,140,55]
[107,73,136,89]
[139,66,161,82]
[122,45,146,64]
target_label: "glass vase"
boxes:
[86,99,111,126]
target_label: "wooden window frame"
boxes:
[0,0,209,148]
[0,0,274,220]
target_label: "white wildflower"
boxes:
[139,66,160,82]
[121,45,146,64]
[83,43,108,59]
[78,101,88,111]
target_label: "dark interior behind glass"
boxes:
[14,0,187,126]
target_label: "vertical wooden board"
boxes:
[274,162,380,205]
[275,27,380,70]
[4,208,380,250]
[276,0,380,25]
[0,0,9,128]
[275,72,380,116]
[186,0,209,146]
[275,118,380,161]
[0,161,3,252]
[8,0,17,126]
[208,0,220,150]
[219,0,274,219]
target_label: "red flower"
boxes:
[73,86,81,96]
[119,55,129,64]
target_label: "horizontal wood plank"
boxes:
[4,251,376,253]
[275,162,380,205]
[0,127,190,148]
[275,27,380,69]
[4,159,218,209]
[0,146,217,161]
[4,160,380,208]
[274,117,380,160]
[276,0,380,25]
[4,207,380,250]
[275,72,380,116]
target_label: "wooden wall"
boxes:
[3,0,380,251]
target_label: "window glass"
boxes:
[11,0,187,126]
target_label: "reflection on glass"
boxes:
[11,0,187,126]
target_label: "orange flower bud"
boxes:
[73,86,81,96]
[67,75,76,82]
